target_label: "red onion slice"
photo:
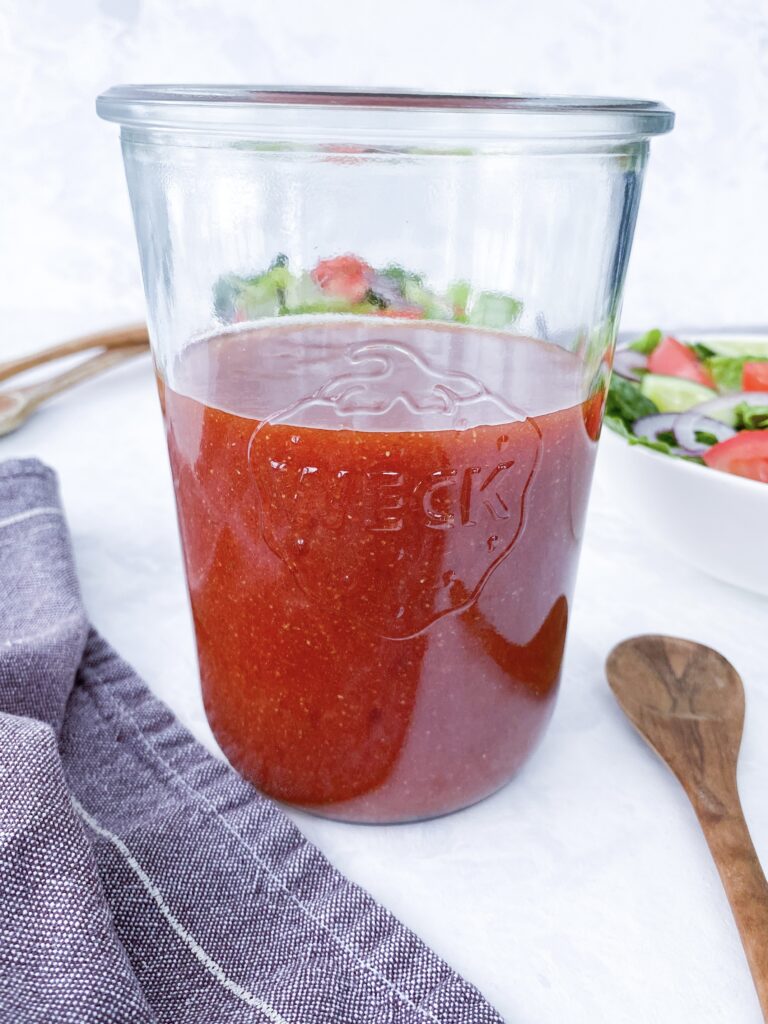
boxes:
[695,391,768,425]
[674,413,736,454]
[633,413,680,445]
[613,347,648,381]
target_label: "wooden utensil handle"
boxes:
[0,324,149,384]
[17,344,147,413]
[695,792,768,1019]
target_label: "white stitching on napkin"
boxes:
[92,682,444,1024]
[0,507,62,532]
[71,796,290,1024]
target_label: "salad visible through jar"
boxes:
[607,329,768,484]
[213,252,525,330]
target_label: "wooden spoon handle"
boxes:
[0,323,149,384]
[15,344,148,414]
[694,792,768,1018]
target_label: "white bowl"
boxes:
[597,426,768,596]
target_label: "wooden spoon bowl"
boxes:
[607,635,768,1019]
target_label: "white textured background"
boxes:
[1,0,767,349]
[2,4,768,1023]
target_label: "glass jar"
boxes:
[98,87,673,822]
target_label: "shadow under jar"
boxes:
[97,87,673,822]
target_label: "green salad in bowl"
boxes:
[607,329,768,484]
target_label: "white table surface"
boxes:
[3,321,767,1024]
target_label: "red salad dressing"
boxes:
[161,318,599,821]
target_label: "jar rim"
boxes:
[96,85,674,142]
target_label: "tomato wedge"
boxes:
[703,431,768,483]
[312,255,373,303]
[583,386,606,441]
[743,362,768,392]
[647,335,715,387]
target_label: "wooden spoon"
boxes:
[0,323,149,385]
[0,343,147,438]
[606,635,768,1019]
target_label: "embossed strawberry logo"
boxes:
[249,341,542,638]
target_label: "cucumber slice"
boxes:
[640,373,717,412]
[466,291,523,329]
[682,334,768,358]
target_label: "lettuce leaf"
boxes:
[380,264,424,290]
[735,402,768,430]
[605,375,658,424]
[628,328,662,355]
[690,342,716,360]
[445,280,471,319]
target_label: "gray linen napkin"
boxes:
[0,458,504,1024]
